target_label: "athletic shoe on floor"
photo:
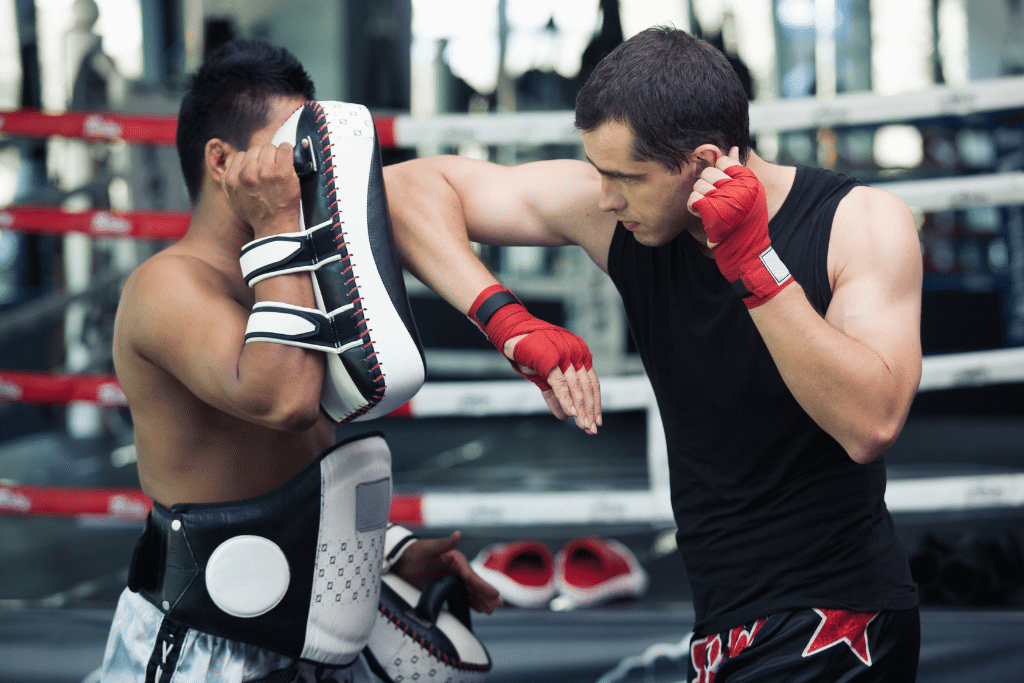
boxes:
[554,537,649,608]
[470,540,556,608]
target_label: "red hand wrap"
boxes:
[468,285,593,391]
[692,164,792,308]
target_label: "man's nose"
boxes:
[597,180,625,213]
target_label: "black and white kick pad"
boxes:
[366,573,492,683]
[242,100,426,423]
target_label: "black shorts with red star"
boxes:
[688,606,920,682]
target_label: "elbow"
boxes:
[270,391,323,432]
[246,391,322,433]
[841,387,913,465]
[274,403,322,433]
[844,418,903,465]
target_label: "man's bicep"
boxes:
[444,157,599,247]
[827,188,923,388]
[133,261,249,408]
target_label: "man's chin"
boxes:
[631,230,668,248]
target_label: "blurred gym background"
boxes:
[1,1,1023,681]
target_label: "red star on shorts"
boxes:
[801,608,878,666]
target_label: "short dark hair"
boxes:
[575,26,751,170]
[176,40,315,203]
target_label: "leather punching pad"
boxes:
[242,101,425,423]
[366,574,492,683]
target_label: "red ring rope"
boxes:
[0,206,189,240]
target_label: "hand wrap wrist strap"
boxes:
[471,289,519,326]
[692,164,793,308]
[468,284,593,391]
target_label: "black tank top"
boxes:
[608,166,918,635]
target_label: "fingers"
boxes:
[689,149,741,220]
[546,364,600,434]
[688,178,716,217]
[690,170,729,220]
[716,146,742,171]
[565,364,598,434]
[437,530,462,550]
[504,328,599,432]
[687,189,703,217]
[221,142,301,235]
[442,549,503,613]
[417,533,465,570]
[541,387,569,421]
[222,142,295,192]
[588,365,603,428]
[274,141,295,172]
[399,533,504,614]
[220,148,244,195]
[546,367,577,421]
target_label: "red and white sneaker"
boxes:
[470,540,556,608]
[553,537,649,608]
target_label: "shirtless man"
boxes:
[385,27,922,682]
[100,40,504,682]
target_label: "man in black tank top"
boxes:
[384,27,923,683]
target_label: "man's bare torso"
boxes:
[112,239,335,508]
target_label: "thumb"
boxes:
[541,386,569,420]
[436,530,461,552]
[544,368,577,419]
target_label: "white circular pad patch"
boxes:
[206,535,290,618]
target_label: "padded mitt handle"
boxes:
[416,575,472,629]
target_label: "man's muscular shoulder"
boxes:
[517,159,615,270]
[827,185,919,290]
[115,247,247,362]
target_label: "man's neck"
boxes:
[185,190,253,261]
[746,151,797,222]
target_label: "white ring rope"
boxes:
[2,76,1022,147]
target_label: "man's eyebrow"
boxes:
[585,155,645,180]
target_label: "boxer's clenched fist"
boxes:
[689,147,792,308]
[222,142,301,238]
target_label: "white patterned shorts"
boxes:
[96,590,387,683]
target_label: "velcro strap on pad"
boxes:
[240,221,341,287]
[244,302,362,353]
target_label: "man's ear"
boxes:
[692,144,725,171]
[204,138,232,187]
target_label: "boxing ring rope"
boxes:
[3,349,1024,527]
[0,206,189,240]
[3,75,1024,148]
[1,170,1021,243]
[2,75,1023,529]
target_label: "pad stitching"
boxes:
[310,100,387,421]
[378,603,492,672]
